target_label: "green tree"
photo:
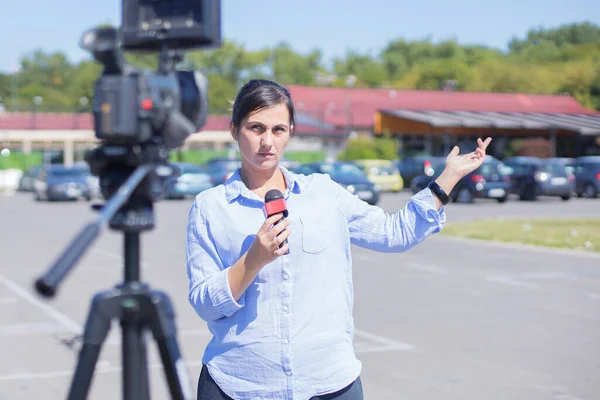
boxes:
[270,42,322,85]
[509,22,600,52]
[558,61,598,108]
[0,73,10,106]
[333,51,386,87]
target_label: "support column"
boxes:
[64,140,74,167]
[549,129,557,157]
[442,132,452,155]
[425,126,433,155]
[22,139,32,154]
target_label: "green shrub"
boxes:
[337,136,398,161]
[0,152,43,170]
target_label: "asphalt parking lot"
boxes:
[0,190,599,400]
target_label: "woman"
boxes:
[186,79,492,400]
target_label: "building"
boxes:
[286,85,600,158]
[1,85,599,166]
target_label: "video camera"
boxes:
[34,2,222,398]
[84,0,220,149]
[77,0,221,226]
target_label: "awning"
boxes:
[381,110,600,135]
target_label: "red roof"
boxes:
[0,112,233,131]
[287,85,599,128]
[0,112,343,135]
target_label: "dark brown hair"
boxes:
[231,79,295,136]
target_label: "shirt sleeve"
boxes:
[327,174,446,252]
[186,198,245,322]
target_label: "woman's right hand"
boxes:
[245,213,291,270]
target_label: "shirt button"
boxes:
[283,273,289,280]
[284,338,290,344]
[283,306,289,312]
[286,370,292,376]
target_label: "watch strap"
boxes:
[427,181,450,205]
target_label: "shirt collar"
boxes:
[224,165,303,203]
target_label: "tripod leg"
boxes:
[68,293,114,400]
[148,291,193,400]
[122,303,151,400]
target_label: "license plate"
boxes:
[551,177,567,185]
[488,188,505,198]
[66,187,81,197]
[357,190,373,199]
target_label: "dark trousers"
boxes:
[197,365,364,400]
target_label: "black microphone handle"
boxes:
[272,214,289,252]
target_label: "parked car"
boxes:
[33,164,92,201]
[503,157,575,201]
[574,156,600,198]
[280,158,301,171]
[164,163,213,199]
[396,155,446,189]
[411,156,510,203]
[73,162,101,199]
[17,165,42,192]
[546,157,577,175]
[204,158,242,187]
[295,161,381,205]
[352,159,404,192]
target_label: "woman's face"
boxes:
[233,102,292,172]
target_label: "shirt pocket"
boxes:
[300,215,332,254]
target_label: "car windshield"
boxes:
[320,163,365,179]
[48,167,85,177]
[208,160,241,171]
[478,163,500,175]
[366,165,395,175]
[178,164,204,174]
[541,163,567,173]
[505,163,536,174]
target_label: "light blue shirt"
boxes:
[186,167,446,400]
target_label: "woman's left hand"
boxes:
[444,137,492,179]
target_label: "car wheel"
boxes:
[496,196,508,203]
[456,188,474,203]
[584,183,598,198]
[561,195,571,201]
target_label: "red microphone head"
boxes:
[264,189,288,218]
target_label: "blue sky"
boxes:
[1,0,599,73]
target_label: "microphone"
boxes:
[264,189,289,253]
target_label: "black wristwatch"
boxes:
[427,181,450,205]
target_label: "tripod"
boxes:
[35,145,193,400]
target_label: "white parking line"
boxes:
[0,328,416,381]
[104,328,211,346]
[404,262,447,274]
[0,358,206,381]
[0,273,81,333]
[354,329,416,352]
